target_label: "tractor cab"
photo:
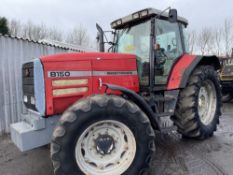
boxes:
[98,8,189,89]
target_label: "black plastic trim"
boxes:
[103,83,161,130]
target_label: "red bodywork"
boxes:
[40,52,139,116]
[40,52,197,116]
[167,54,196,90]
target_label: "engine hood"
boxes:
[40,52,136,63]
[38,52,139,116]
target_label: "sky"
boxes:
[0,0,233,41]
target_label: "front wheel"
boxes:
[51,95,155,175]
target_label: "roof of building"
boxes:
[0,34,96,52]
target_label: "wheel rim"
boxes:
[198,80,217,125]
[75,120,137,175]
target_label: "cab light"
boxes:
[132,13,140,19]
[52,79,88,87]
[140,10,149,17]
[53,87,88,96]
[117,19,122,25]
[112,22,117,28]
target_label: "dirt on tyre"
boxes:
[51,95,155,175]
[172,65,221,139]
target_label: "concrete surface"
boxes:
[0,114,233,175]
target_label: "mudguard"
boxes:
[103,83,161,130]
[167,55,221,90]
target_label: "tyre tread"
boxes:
[173,66,221,139]
[51,94,155,175]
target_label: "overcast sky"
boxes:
[1,0,233,40]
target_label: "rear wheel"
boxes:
[51,95,155,175]
[172,66,221,139]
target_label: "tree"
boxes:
[66,24,90,46]
[18,21,63,41]
[223,19,233,57]
[7,18,90,46]
[198,28,213,55]
[212,28,223,56]
[0,17,9,35]
[22,21,47,41]
[8,19,22,37]
[47,27,63,41]
[187,30,197,54]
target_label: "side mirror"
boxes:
[168,9,178,23]
[96,23,105,52]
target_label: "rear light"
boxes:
[52,79,88,87]
[53,87,88,96]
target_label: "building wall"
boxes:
[0,35,83,134]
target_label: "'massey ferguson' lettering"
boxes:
[93,71,137,76]
[107,71,133,75]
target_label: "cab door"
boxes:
[154,19,184,85]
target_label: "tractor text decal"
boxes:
[48,71,91,78]
[48,71,137,78]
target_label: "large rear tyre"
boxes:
[51,95,155,175]
[172,66,221,139]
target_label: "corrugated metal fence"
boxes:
[0,35,86,134]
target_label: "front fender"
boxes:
[103,83,160,130]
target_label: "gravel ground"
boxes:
[0,114,233,175]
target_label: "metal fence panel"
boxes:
[0,35,84,134]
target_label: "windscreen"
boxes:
[114,21,151,86]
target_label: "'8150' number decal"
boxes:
[48,71,71,77]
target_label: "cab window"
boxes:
[154,19,184,85]
[156,19,183,59]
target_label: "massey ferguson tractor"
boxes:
[11,8,222,175]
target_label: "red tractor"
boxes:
[11,8,222,175]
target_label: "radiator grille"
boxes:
[22,62,36,110]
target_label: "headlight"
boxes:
[31,96,35,105]
[23,95,28,102]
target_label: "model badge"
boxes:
[49,71,71,77]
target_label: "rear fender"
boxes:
[167,55,220,90]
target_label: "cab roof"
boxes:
[111,8,188,29]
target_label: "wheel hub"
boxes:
[75,120,136,175]
[198,80,217,125]
[95,134,115,155]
